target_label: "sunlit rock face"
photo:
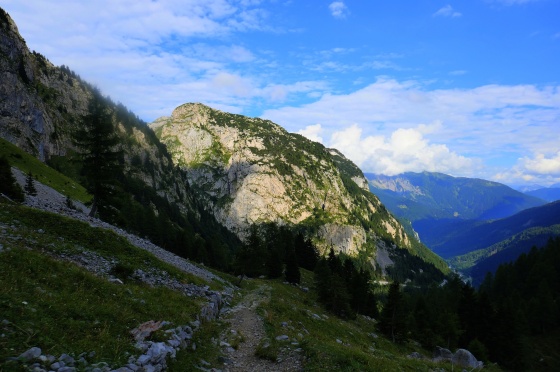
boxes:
[151,103,411,257]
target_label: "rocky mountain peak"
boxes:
[150,103,413,257]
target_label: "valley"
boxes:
[366,172,560,283]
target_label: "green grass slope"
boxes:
[0,137,90,203]
[0,201,212,369]
[0,201,490,371]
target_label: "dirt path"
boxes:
[220,284,303,372]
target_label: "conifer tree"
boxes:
[234,225,266,278]
[264,224,284,278]
[328,272,354,319]
[0,156,24,202]
[285,246,301,284]
[294,233,319,270]
[74,88,122,217]
[314,258,332,304]
[379,281,406,343]
[24,172,37,196]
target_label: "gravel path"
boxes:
[220,285,303,372]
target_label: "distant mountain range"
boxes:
[450,222,560,286]
[365,171,546,223]
[514,182,560,193]
[366,172,560,281]
[420,200,560,258]
[524,187,560,202]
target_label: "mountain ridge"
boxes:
[149,103,449,273]
[428,200,560,258]
[366,171,546,222]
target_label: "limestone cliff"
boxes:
[150,103,412,256]
[0,8,185,207]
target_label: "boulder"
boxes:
[432,346,453,363]
[18,347,41,361]
[452,348,483,369]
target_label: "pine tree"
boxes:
[74,88,122,217]
[234,225,266,278]
[294,233,319,270]
[266,247,284,278]
[285,246,301,284]
[379,281,406,343]
[327,247,342,274]
[264,224,284,278]
[0,156,24,202]
[328,273,354,319]
[314,258,332,304]
[24,172,37,196]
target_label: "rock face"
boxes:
[0,8,192,215]
[452,348,483,369]
[150,103,412,257]
[0,8,90,160]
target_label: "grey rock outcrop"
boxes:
[1,8,194,219]
[452,348,484,369]
[432,346,483,369]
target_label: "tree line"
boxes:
[232,224,320,285]
[377,237,560,371]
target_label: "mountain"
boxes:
[366,172,546,222]
[0,7,447,277]
[149,104,447,273]
[525,187,560,202]
[426,201,560,258]
[0,7,242,268]
[365,172,547,257]
[450,224,560,286]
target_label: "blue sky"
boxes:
[2,0,559,187]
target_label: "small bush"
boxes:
[109,262,135,282]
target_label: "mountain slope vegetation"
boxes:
[450,224,560,285]
[150,103,448,274]
[0,200,479,371]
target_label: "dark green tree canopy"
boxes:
[24,172,37,196]
[74,88,123,217]
[0,156,24,202]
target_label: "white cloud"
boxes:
[521,152,560,176]
[433,5,462,18]
[328,124,475,176]
[328,2,349,19]
[263,78,560,181]
[2,0,273,120]
[261,81,328,102]
[297,124,324,143]
[449,70,467,76]
[494,152,560,186]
